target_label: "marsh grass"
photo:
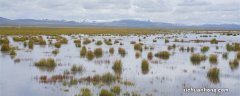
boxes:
[94,48,103,58]
[237,51,240,60]
[35,58,56,71]
[28,41,34,49]
[13,36,28,42]
[165,39,169,43]
[141,59,149,74]
[226,43,240,51]
[209,54,218,64]
[190,54,207,65]
[83,38,92,45]
[104,39,112,45]
[118,48,126,57]
[135,51,141,58]
[134,43,142,52]
[210,38,218,44]
[52,49,59,55]
[71,65,84,74]
[10,49,16,56]
[155,51,170,60]
[147,52,153,60]
[1,43,10,51]
[79,88,92,96]
[229,59,239,70]
[222,52,228,59]
[86,50,95,60]
[100,89,114,96]
[201,46,209,53]
[112,60,122,75]
[111,85,121,95]
[95,40,103,45]
[207,67,220,84]
[80,46,87,57]
[109,47,114,54]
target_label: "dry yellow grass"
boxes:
[0,27,167,35]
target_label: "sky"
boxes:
[0,0,239,24]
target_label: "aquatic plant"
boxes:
[190,54,207,65]
[83,38,92,45]
[1,43,10,51]
[109,47,114,54]
[134,43,142,51]
[141,59,149,74]
[74,39,81,44]
[147,52,153,60]
[79,88,92,96]
[201,46,209,53]
[52,49,59,55]
[209,54,218,64]
[226,43,240,51]
[210,38,218,44]
[155,51,170,60]
[10,49,16,56]
[222,52,228,59]
[100,89,114,96]
[13,36,28,42]
[118,48,126,57]
[86,50,95,60]
[28,40,34,49]
[54,42,61,48]
[207,67,220,84]
[229,59,239,70]
[94,48,103,58]
[101,73,116,84]
[112,60,122,75]
[95,40,103,45]
[111,85,121,95]
[71,65,84,74]
[80,46,87,57]
[35,58,56,69]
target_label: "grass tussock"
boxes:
[141,59,149,74]
[237,51,240,60]
[135,51,141,58]
[80,46,87,57]
[86,50,95,60]
[222,52,228,59]
[35,58,56,69]
[134,43,142,51]
[100,89,114,96]
[112,60,122,75]
[76,88,92,96]
[28,41,34,49]
[95,40,103,45]
[1,43,10,51]
[109,47,114,54]
[226,43,240,51]
[229,59,239,70]
[104,39,112,45]
[13,36,28,42]
[71,65,84,74]
[210,38,218,44]
[190,54,207,65]
[83,38,92,45]
[147,52,153,60]
[10,49,16,56]
[111,85,121,95]
[207,67,220,84]
[209,54,218,64]
[155,51,170,60]
[201,46,209,53]
[52,49,59,55]
[54,42,61,48]
[94,48,103,58]
[118,48,126,57]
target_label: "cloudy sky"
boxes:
[0,0,239,24]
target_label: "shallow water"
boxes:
[1,33,240,96]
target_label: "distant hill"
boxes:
[0,17,239,30]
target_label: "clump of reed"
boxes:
[111,85,121,95]
[207,67,220,84]
[95,40,103,45]
[141,59,149,74]
[112,60,122,75]
[71,65,84,74]
[134,43,142,52]
[83,38,92,45]
[135,51,141,58]
[28,40,34,49]
[118,48,126,57]
[35,58,56,69]
[201,46,209,53]
[155,51,170,60]
[54,42,61,48]
[94,48,103,58]
[229,59,239,70]
[147,52,153,60]
[13,36,28,42]
[222,52,228,59]
[80,46,87,57]
[86,50,95,60]
[52,49,59,55]
[10,49,16,56]
[100,89,114,96]
[1,43,10,51]
[226,43,240,51]
[209,54,218,64]
[109,47,114,54]
[210,38,218,44]
[190,54,207,65]
[74,39,81,47]
[237,51,240,60]
[76,88,92,96]
[104,39,112,45]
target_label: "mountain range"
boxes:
[0,17,239,30]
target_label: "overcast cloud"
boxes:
[0,0,239,24]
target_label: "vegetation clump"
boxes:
[86,50,95,60]
[35,58,57,70]
[111,85,121,95]
[222,52,228,59]
[76,88,92,96]
[209,54,218,64]
[141,59,149,74]
[147,52,153,60]
[52,49,59,55]
[237,51,240,60]
[135,51,141,58]
[95,40,103,45]
[1,43,10,51]
[104,39,112,45]
[54,42,61,48]
[165,39,169,43]
[134,43,142,51]
[80,46,87,57]
[112,60,122,75]
[83,38,92,45]
[207,67,220,84]
[109,47,114,54]
[100,89,114,96]
[13,36,28,42]
[10,49,16,56]
[71,65,84,74]
[94,48,103,58]
[155,51,170,60]
[201,46,209,53]
[210,38,218,44]
[226,43,240,51]
[190,54,207,65]
[118,48,126,57]
[229,59,239,70]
